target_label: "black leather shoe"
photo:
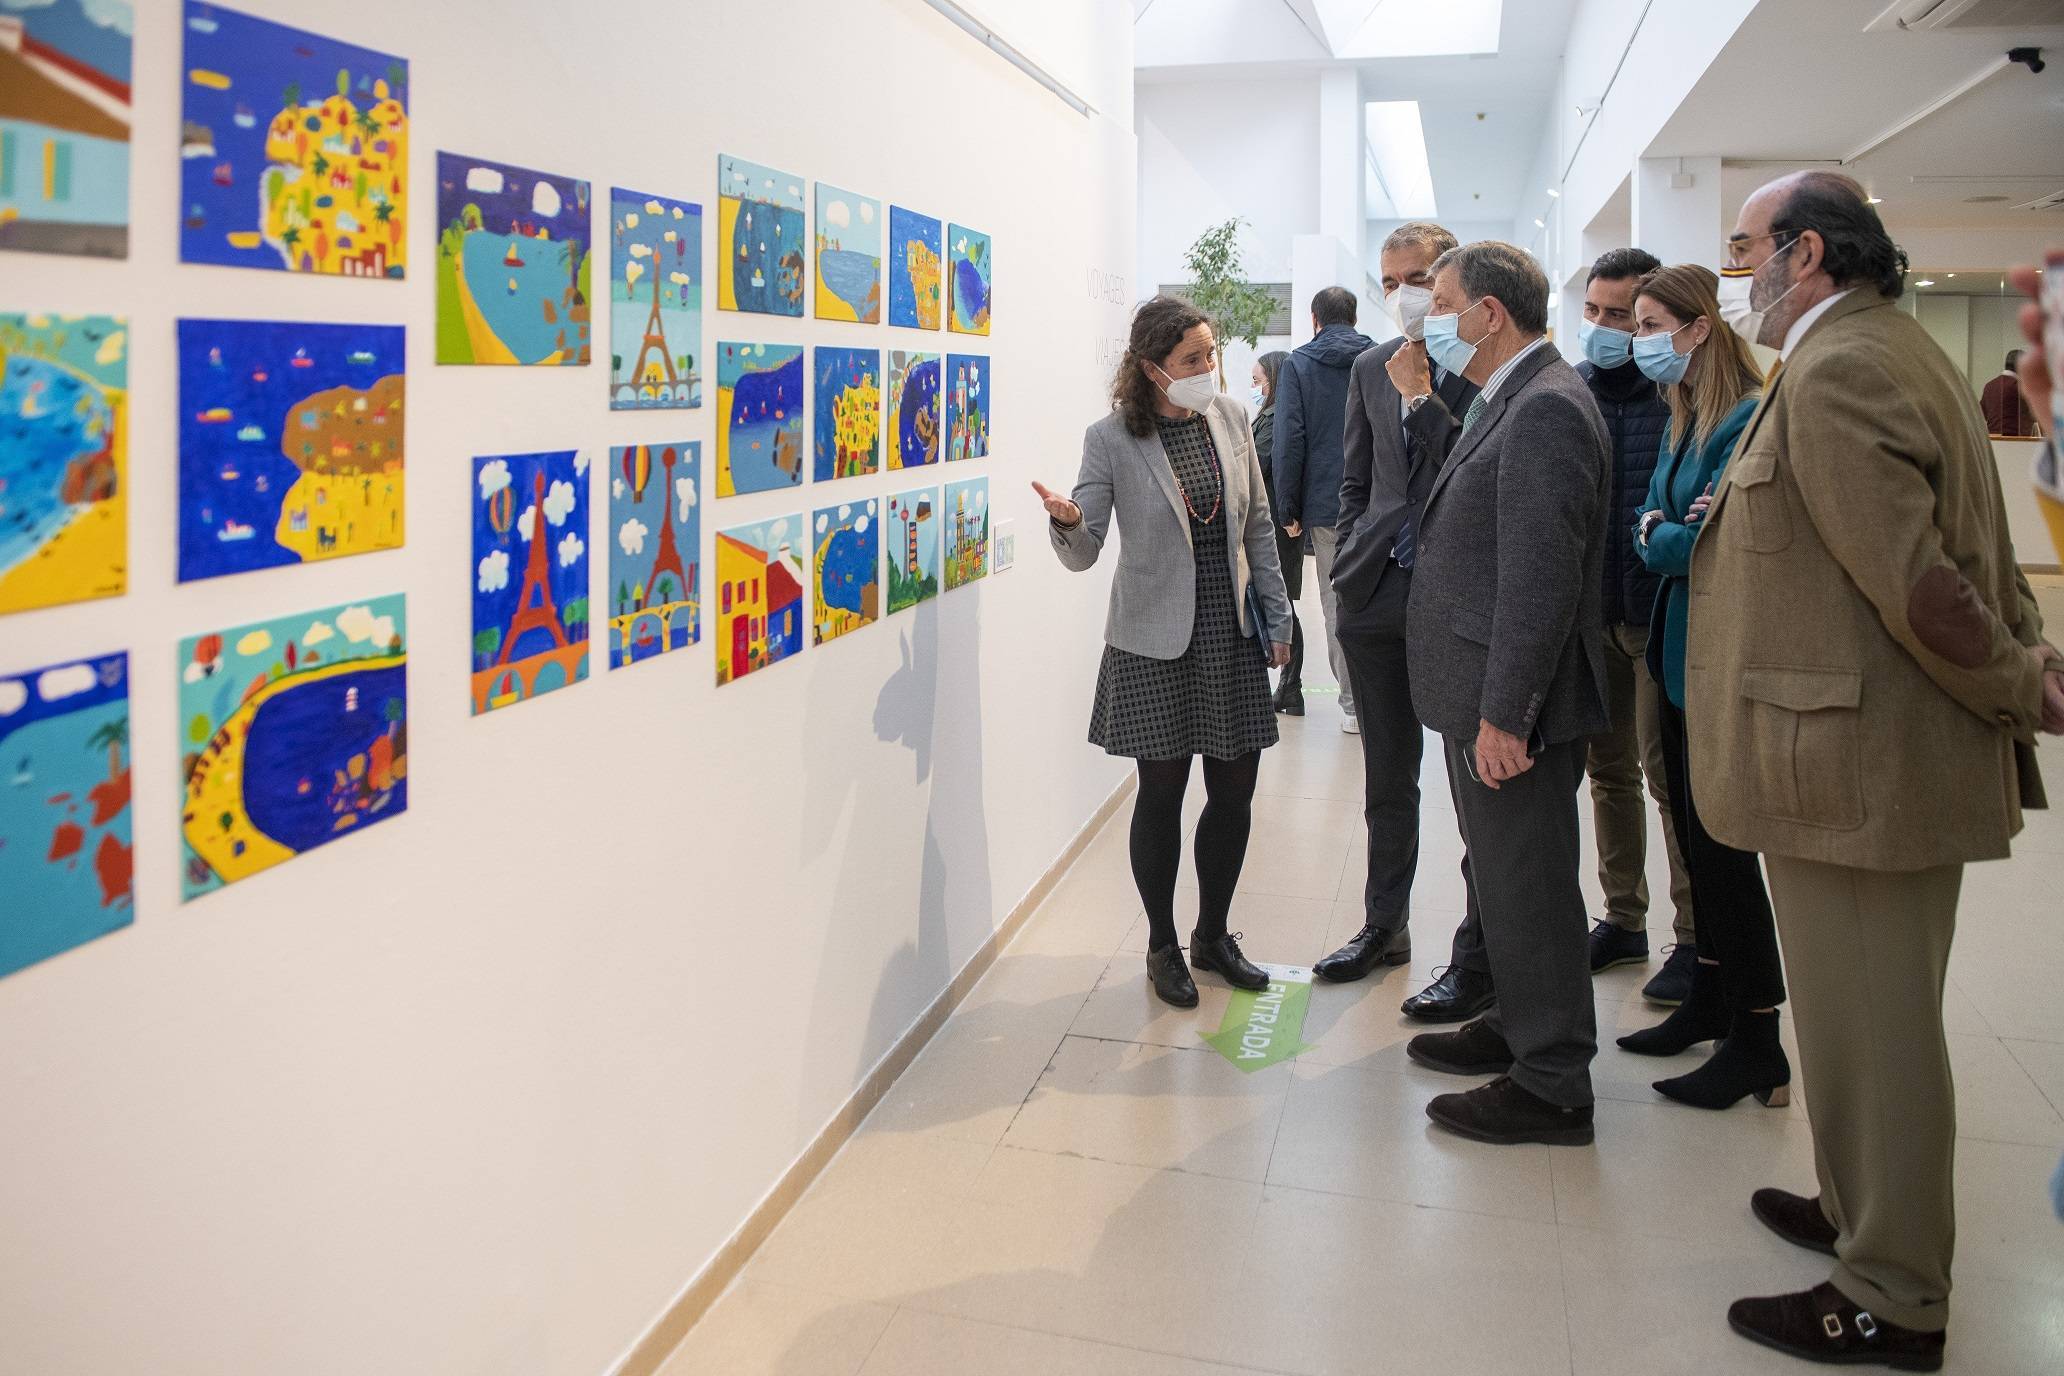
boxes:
[1145,945,1199,1009]
[1313,923,1410,982]
[1400,964,1495,1023]
[1406,1016,1513,1076]
[1728,1282,1943,1371]
[1426,1075,1594,1146]
[1751,1188,1839,1258]
[1588,919,1649,973]
[1641,942,1697,1005]
[1275,687,1305,716]
[1189,930,1269,991]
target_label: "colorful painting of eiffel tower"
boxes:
[470,450,589,714]
[608,441,700,669]
[608,187,701,410]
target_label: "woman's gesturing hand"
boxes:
[1032,480,1081,527]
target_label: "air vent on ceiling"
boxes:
[1867,0,2064,31]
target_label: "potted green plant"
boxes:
[1182,217,1275,385]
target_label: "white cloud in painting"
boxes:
[662,230,677,243]
[860,201,876,224]
[518,504,536,541]
[644,200,664,215]
[302,620,335,646]
[337,604,396,647]
[533,180,563,219]
[95,327,125,367]
[824,198,851,230]
[624,260,644,289]
[82,0,134,33]
[612,477,624,500]
[617,519,648,555]
[621,211,639,230]
[557,532,585,568]
[0,679,26,716]
[573,451,591,477]
[675,476,696,520]
[671,206,684,219]
[181,661,207,686]
[766,516,790,544]
[466,166,505,196]
[544,479,577,527]
[668,271,689,287]
[854,509,870,535]
[477,459,512,499]
[786,183,801,200]
[477,549,510,593]
[236,629,273,657]
[816,513,828,534]
[629,242,651,259]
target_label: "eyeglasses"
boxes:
[1723,231,1797,269]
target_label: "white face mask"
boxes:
[1152,360,1221,413]
[1249,386,1267,411]
[1383,283,1435,341]
[1717,237,1803,347]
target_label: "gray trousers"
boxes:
[1444,735,1597,1108]
[1309,527,1354,717]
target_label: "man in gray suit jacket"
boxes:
[1400,241,1613,1146]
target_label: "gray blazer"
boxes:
[1405,344,1612,747]
[1050,394,1295,660]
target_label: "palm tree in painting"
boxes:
[86,718,127,783]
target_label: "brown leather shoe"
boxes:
[1728,1282,1944,1371]
[1752,1187,1839,1257]
[1406,1016,1514,1076]
[1425,1074,1593,1146]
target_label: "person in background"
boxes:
[1251,350,1304,714]
[1399,241,1612,1146]
[1314,220,1480,993]
[1576,247,1699,1003]
[1272,287,1375,734]
[1703,171,2064,1369]
[1618,264,1787,1111]
[1981,348,2040,437]
[1036,296,1295,1010]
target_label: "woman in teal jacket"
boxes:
[1618,264,1786,1112]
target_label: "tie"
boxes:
[1460,394,1487,435]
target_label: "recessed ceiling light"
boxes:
[1546,188,1560,198]
[1533,217,1545,228]
[1916,278,1935,287]
[1946,273,1956,278]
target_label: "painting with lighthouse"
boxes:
[608,187,701,410]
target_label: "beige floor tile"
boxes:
[1948,943,2064,1042]
[1231,800,1357,900]
[1000,1035,1294,1181]
[951,949,1114,1032]
[857,1308,1275,1376]
[861,1009,1065,1146]
[1953,1136,2064,1289]
[1068,955,1242,1050]
[1216,1185,1570,1375]
[1266,1060,1558,1222]
[1932,1273,2064,1374]
[1948,1033,2064,1146]
[2002,1037,2064,1114]
[1116,889,1335,963]
[1293,958,1430,1067]
[658,1279,894,1376]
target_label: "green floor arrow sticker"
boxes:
[1201,964,1316,1072]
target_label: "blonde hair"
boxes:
[1635,264,1762,451]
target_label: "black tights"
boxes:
[1130,752,1262,952]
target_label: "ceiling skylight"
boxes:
[1364,100,1438,219]
[1320,0,1502,58]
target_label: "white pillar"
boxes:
[1295,68,1365,346]
[1630,155,1722,271]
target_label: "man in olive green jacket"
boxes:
[1691,171,2064,1372]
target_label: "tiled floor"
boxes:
[666,582,2064,1375]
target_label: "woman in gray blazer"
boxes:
[1034,296,1295,1008]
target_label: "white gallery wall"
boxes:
[0,2,1139,1372]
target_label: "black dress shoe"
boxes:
[1406,1016,1513,1076]
[1425,1074,1594,1146]
[1587,918,1649,973]
[1313,923,1410,983]
[1400,964,1495,1023]
[1641,943,1697,1005]
[1276,686,1305,716]
[1728,1282,1943,1371]
[1188,930,1269,991]
[1145,945,1199,1009]
[1751,1188,1839,1257]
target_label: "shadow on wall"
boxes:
[792,588,994,1140]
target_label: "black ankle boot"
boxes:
[1616,956,1729,1056]
[1655,1009,1791,1110]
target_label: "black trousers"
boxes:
[1657,697,1787,1012]
[1336,566,1479,940]
[1274,525,1304,688]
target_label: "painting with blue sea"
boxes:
[178,2,409,277]
[812,499,879,646]
[179,596,408,901]
[716,342,804,497]
[435,152,591,365]
[1,651,132,979]
[609,187,701,410]
[717,154,804,317]
[0,311,127,616]
[888,205,942,329]
[886,350,940,471]
[177,318,405,583]
[608,441,700,670]
[815,184,880,323]
[948,224,991,335]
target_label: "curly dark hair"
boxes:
[1113,294,1211,437]
[1771,171,1908,299]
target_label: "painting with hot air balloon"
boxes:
[1,651,133,979]
[608,187,701,410]
[947,224,991,336]
[177,595,408,902]
[811,498,878,647]
[608,441,699,670]
[0,312,127,616]
[471,450,589,714]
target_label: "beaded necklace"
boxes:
[1159,414,1223,525]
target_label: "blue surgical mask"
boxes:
[1249,386,1267,411]
[1632,323,1695,385]
[1422,299,1487,377]
[1580,319,1633,370]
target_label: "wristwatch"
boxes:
[1405,392,1432,413]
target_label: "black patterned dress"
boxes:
[1088,414,1280,761]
